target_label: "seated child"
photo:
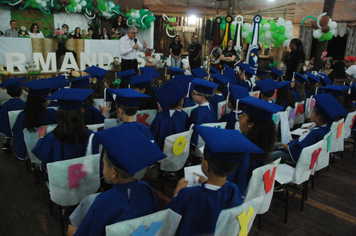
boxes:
[67,124,166,236]
[149,78,189,150]
[166,125,264,236]
[275,81,295,111]
[272,93,347,163]
[209,73,228,117]
[116,69,136,89]
[191,67,209,79]
[130,74,158,110]
[255,78,278,103]
[189,78,218,146]
[171,75,196,108]
[237,63,255,92]
[291,72,308,103]
[84,65,109,99]
[106,88,156,142]
[32,89,99,170]
[0,77,26,151]
[218,84,249,130]
[270,66,284,82]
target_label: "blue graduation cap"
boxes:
[191,67,209,78]
[84,65,109,80]
[194,125,264,163]
[21,78,55,96]
[130,74,153,89]
[140,67,160,78]
[107,88,150,107]
[256,70,268,77]
[270,67,283,77]
[46,88,93,110]
[171,75,195,95]
[211,73,229,86]
[305,71,321,84]
[0,77,26,92]
[240,96,283,121]
[117,69,136,81]
[293,72,309,84]
[191,78,218,95]
[155,78,185,111]
[168,67,184,76]
[209,65,220,74]
[49,75,68,91]
[223,65,238,84]
[94,124,166,176]
[277,81,292,91]
[313,93,348,118]
[244,66,256,77]
[317,73,333,85]
[238,63,249,71]
[229,84,249,101]
[255,78,278,97]
[69,75,91,88]
[317,85,350,97]
[350,82,356,100]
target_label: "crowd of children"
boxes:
[0,47,355,235]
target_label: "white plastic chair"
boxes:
[105,209,181,236]
[286,106,295,130]
[294,101,305,125]
[86,123,105,132]
[343,111,356,140]
[194,122,227,157]
[304,97,315,120]
[249,90,260,99]
[329,118,345,162]
[217,100,227,120]
[274,139,324,223]
[182,104,198,117]
[8,110,23,136]
[215,196,264,236]
[134,109,157,127]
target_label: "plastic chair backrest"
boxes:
[161,125,194,172]
[343,111,356,140]
[215,196,263,236]
[86,123,105,132]
[292,139,323,185]
[47,154,100,206]
[133,109,158,127]
[294,101,305,125]
[314,131,332,172]
[304,97,315,119]
[217,100,227,120]
[286,106,295,130]
[182,104,199,117]
[249,90,260,99]
[105,209,182,236]
[8,110,23,135]
[194,122,227,157]
[330,118,345,153]
[244,158,281,214]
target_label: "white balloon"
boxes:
[242,31,249,38]
[76,4,82,12]
[285,31,294,39]
[265,38,272,45]
[265,31,272,39]
[286,20,292,26]
[40,1,46,7]
[259,34,265,42]
[285,24,293,31]
[263,23,270,31]
[166,55,172,67]
[36,0,41,4]
[243,23,252,32]
[80,1,87,7]
[276,18,285,26]
[329,21,337,30]
[283,39,290,47]
[109,2,115,8]
[313,29,323,39]
[75,0,80,3]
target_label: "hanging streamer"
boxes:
[221,15,233,49]
[246,15,261,70]
[234,15,243,65]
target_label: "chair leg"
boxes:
[258,214,262,229]
[305,181,308,201]
[59,205,65,236]
[284,188,289,223]
[159,169,165,195]
[301,183,305,211]
[353,133,356,157]
[49,197,53,216]
[316,171,319,178]
[311,175,314,190]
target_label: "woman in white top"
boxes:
[28,23,44,38]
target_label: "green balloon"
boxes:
[272,32,279,40]
[273,61,278,66]
[230,25,236,31]
[268,63,273,68]
[130,8,135,13]
[126,12,131,18]
[269,20,276,25]
[246,36,251,44]
[170,17,176,22]
[220,23,226,30]
[150,16,156,21]
[278,34,285,43]
[264,44,269,49]
[242,27,245,32]
[261,18,267,26]
[259,28,265,34]
[324,31,333,41]
[278,26,285,34]
[168,26,173,31]
[146,22,151,27]
[274,42,280,48]
[31,2,37,8]
[318,35,325,42]
[55,3,61,10]
[139,9,145,16]
[270,24,277,31]
[30,0,35,2]
[248,31,253,37]
[87,3,92,8]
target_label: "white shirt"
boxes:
[28,31,44,38]
[118,34,144,60]
[346,65,356,80]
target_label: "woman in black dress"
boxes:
[285,38,305,81]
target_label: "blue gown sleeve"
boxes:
[32,133,55,170]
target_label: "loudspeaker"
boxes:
[205,19,214,40]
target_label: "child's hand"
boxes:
[39,126,47,138]
[173,177,189,196]
[193,172,207,183]
[99,102,111,116]
[67,225,78,236]
[280,143,289,151]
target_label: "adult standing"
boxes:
[99,27,110,40]
[72,27,81,39]
[344,55,356,81]
[220,39,237,69]
[5,20,18,38]
[28,23,44,38]
[118,26,147,88]
[284,38,305,81]
[111,15,128,38]
[169,35,183,68]
[188,36,202,69]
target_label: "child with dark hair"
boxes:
[227,96,283,196]
[32,89,99,170]
[270,67,284,82]
[166,125,264,236]
[129,74,158,110]
[291,72,308,102]
[237,63,255,92]
[67,124,166,236]
[272,93,347,163]
[275,81,295,110]
[12,79,58,160]
[255,78,278,102]
[0,77,26,151]
[149,78,189,150]
[209,73,228,117]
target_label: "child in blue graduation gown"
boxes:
[67,124,166,236]
[130,74,158,110]
[255,78,278,103]
[272,93,347,163]
[0,77,26,151]
[218,84,249,130]
[189,78,218,146]
[166,125,264,236]
[12,79,58,160]
[149,79,189,150]
[32,89,99,170]
[237,64,255,92]
[291,72,308,103]
[209,73,228,118]
[275,81,295,111]
[227,96,283,196]
[106,88,156,143]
